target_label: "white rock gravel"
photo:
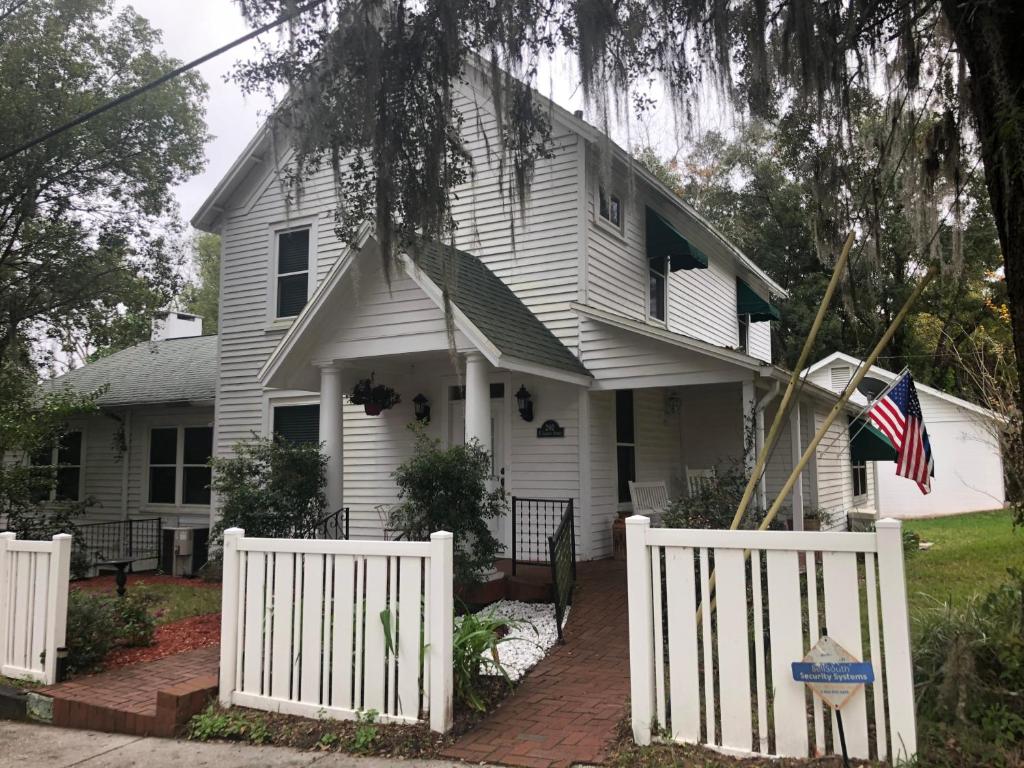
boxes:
[472,599,568,681]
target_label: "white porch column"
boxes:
[464,353,491,453]
[319,364,345,513]
[741,378,756,474]
[790,403,804,531]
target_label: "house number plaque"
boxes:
[536,419,565,438]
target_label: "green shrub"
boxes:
[65,591,157,674]
[65,591,116,674]
[914,569,1024,747]
[903,527,921,554]
[452,610,518,711]
[210,435,327,540]
[389,426,505,585]
[662,461,776,530]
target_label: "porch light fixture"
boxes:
[515,385,534,422]
[665,390,681,416]
[412,393,430,423]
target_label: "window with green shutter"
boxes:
[273,404,320,446]
[276,228,310,318]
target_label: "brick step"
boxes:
[35,646,219,738]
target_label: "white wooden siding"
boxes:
[747,321,771,363]
[634,389,683,497]
[815,405,853,530]
[678,384,744,475]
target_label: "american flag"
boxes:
[868,372,934,494]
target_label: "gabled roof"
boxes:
[803,351,998,420]
[260,236,591,387]
[191,58,786,299]
[42,335,218,407]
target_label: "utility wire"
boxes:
[0,0,329,165]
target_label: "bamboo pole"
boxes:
[696,263,939,623]
[728,232,856,531]
[753,263,938,533]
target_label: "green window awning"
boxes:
[645,207,709,271]
[737,278,781,322]
[850,418,898,462]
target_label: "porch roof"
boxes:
[259,234,591,388]
[408,241,591,379]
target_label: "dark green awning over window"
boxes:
[737,278,781,322]
[645,207,709,271]
[850,418,898,462]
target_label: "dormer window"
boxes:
[599,187,622,229]
[649,255,667,322]
[276,227,311,318]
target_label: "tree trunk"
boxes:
[942,0,1024,400]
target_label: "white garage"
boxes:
[804,352,1006,519]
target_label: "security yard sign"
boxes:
[792,635,875,766]
[792,635,875,710]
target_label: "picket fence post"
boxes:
[626,515,654,745]
[43,533,71,684]
[428,530,454,733]
[219,527,244,706]
[875,518,917,761]
[0,532,14,670]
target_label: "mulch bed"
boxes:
[72,572,220,592]
[104,613,221,670]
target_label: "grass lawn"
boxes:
[74,574,221,625]
[902,509,1023,615]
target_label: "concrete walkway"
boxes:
[443,560,629,768]
[0,721,471,768]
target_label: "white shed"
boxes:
[803,352,1005,518]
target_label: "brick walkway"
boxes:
[38,645,219,736]
[444,560,630,768]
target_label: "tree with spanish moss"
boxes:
[234,0,1024,396]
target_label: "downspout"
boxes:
[754,380,780,512]
[120,409,132,521]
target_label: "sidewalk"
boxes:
[0,721,471,768]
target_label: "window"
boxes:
[616,390,636,504]
[273,404,320,446]
[148,426,213,505]
[276,228,311,318]
[31,431,83,502]
[649,255,667,322]
[599,187,622,229]
[852,460,868,497]
[738,314,750,352]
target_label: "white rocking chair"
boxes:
[628,481,671,525]
[685,467,716,496]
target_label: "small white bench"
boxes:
[628,481,671,525]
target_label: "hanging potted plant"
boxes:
[350,374,401,416]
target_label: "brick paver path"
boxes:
[444,560,629,768]
[39,645,219,736]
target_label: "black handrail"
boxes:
[308,507,350,540]
[511,496,573,575]
[547,499,576,644]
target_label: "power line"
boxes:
[0,0,329,165]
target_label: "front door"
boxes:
[448,396,506,491]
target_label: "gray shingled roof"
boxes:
[43,335,218,407]
[413,241,590,379]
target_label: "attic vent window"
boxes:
[830,365,852,392]
[599,187,622,228]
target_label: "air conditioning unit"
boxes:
[161,526,210,577]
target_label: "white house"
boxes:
[180,60,873,558]
[803,351,1006,518]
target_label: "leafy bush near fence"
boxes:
[452,610,517,712]
[914,569,1024,753]
[662,461,777,530]
[210,435,327,540]
[65,591,156,674]
[389,427,505,586]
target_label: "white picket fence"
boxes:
[626,516,916,763]
[0,532,72,684]
[219,528,454,732]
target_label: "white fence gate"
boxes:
[0,532,71,684]
[219,528,454,732]
[626,516,916,763]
